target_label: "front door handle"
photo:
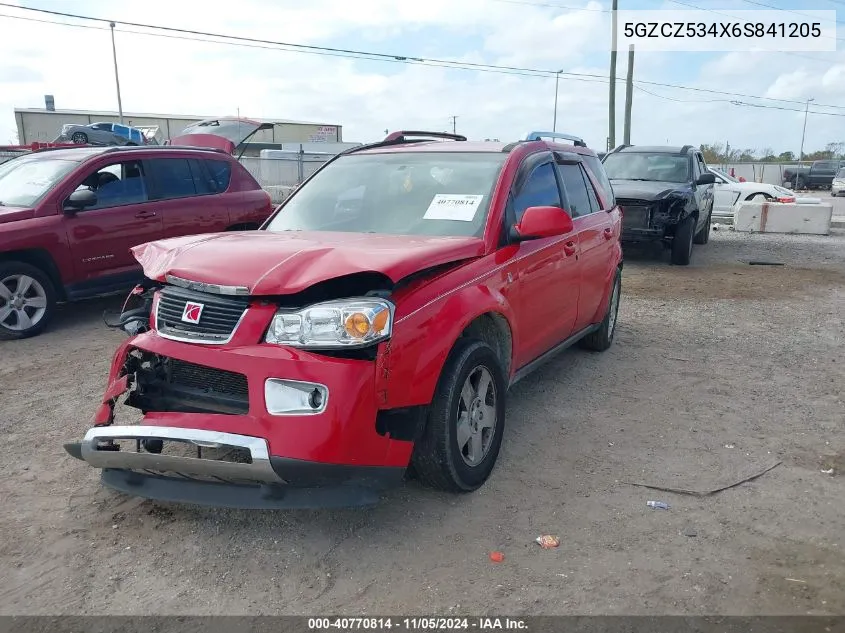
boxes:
[135,210,157,219]
[563,241,577,257]
[603,227,613,240]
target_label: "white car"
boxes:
[831,168,845,196]
[709,168,799,221]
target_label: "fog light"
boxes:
[264,379,329,415]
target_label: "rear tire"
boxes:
[0,261,57,341]
[670,215,695,266]
[693,209,711,245]
[580,268,621,352]
[411,339,507,492]
[70,132,88,144]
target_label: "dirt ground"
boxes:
[0,229,843,616]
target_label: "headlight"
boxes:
[264,298,393,348]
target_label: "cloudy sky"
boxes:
[1,0,844,155]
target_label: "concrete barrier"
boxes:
[733,201,833,235]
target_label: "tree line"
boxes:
[699,142,845,164]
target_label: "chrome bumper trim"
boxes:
[80,426,283,484]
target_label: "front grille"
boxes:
[155,285,249,343]
[128,354,250,415]
[619,203,652,229]
[170,359,248,398]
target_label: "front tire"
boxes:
[580,268,621,352]
[693,209,712,245]
[0,262,56,340]
[670,215,696,266]
[412,339,507,492]
[70,132,88,144]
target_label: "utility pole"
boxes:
[109,22,124,123]
[799,97,814,163]
[552,70,562,132]
[450,115,458,134]
[623,44,634,145]
[608,0,618,149]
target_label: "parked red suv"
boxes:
[0,118,274,340]
[64,130,623,508]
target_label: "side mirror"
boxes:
[63,189,97,213]
[696,173,716,186]
[510,206,574,241]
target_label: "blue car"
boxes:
[57,122,149,146]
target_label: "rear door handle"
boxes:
[563,241,577,257]
[135,210,157,219]
[603,227,613,240]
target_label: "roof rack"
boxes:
[608,144,631,153]
[382,130,467,143]
[680,144,694,155]
[522,131,587,147]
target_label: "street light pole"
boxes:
[553,70,562,132]
[799,97,814,163]
[109,22,124,123]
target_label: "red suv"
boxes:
[0,118,274,340]
[64,130,623,508]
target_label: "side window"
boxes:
[557,163,593,218]
[697,154,707,176]
[203,159,232,193]
[147,158,197,200]
[91,123,113,131]
[582,155,614,208]
[72,160,148,209]
[581,166,601,213]
[188,159,214,195]
[512,162,562,222]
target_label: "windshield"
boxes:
[603,152,690,183]
[0,157,79,207]
[265,152,507,237]
[710,167,738,183]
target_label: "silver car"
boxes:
[56,122,147,146]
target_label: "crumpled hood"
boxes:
[0,206,34,225]
[132,230,485,295]
[609,179,689,202]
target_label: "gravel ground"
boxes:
[0,229,843,616]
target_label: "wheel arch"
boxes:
[0,249,65,300]
[384,287,517,411]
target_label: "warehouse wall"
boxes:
[16,111,205,144]
[16,110,342,145]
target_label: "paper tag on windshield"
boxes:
[423,194,484,222]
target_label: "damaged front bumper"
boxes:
[64,332,410,509]
[618,198,686,243]
[64,425,403,509]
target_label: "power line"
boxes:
[3,3,845,111]
[730,100,845,117]
[735,0,845,26]
[488,0,610,12]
